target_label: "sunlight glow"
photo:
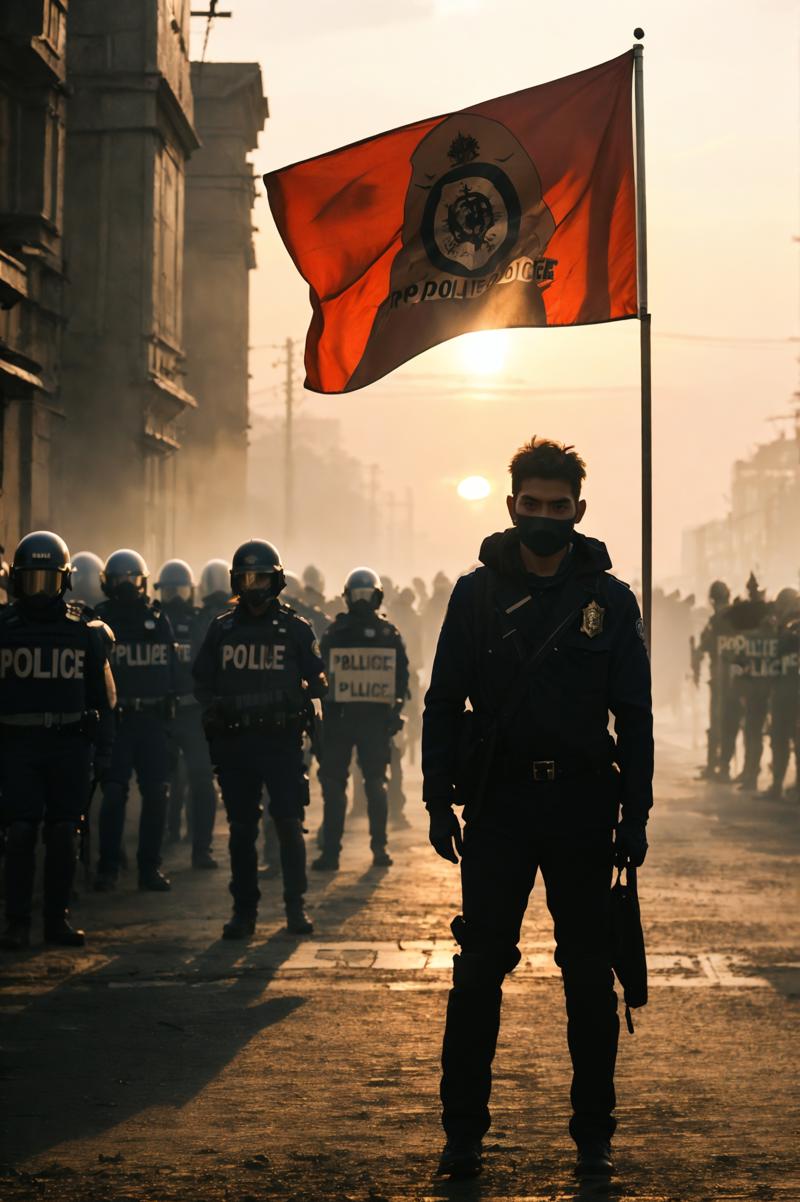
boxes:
[457,476,492,502]
[458,330,509,377]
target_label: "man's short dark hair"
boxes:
[509,437,587,500]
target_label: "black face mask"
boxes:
[515,515,575,557]
[241,587,275,611]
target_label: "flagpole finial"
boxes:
[633,27,645,40]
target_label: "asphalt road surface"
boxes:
[1,727,798,1201]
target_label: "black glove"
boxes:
[428,806,463,864]
[614,819,648,868]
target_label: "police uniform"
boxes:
[422,529,653,1163]
[0,572,116,947]
[95,597,178,887]
[765,615,799,798]
[193,594,327,932]
[317,609,409,866]
[719,592,772,789]
[163,598,217,864]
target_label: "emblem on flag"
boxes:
[264,52,637,393]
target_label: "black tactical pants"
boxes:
[97,712,170,876]
[719,683,744,776]
[440,810,618,1146]
[388,737,407,822]
[741,685,770,786]
[319,710,391,857]
[212,732,308,915]
[168,706,217,857]
[768,684,797,791]
[1,730,91,924]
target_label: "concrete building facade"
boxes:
[0,0,68,556]
[60,0,198,566]
[682,428,800,598]
[177,62,268,568]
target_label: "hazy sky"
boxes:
[190,0,798,587]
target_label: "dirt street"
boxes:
[1,729,798,1201]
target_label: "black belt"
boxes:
[504,758,606,783]
[118,698,167,714]
[0,711,85,731]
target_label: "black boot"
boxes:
[138,869,172,892]
[372,848,393,868]
[0,920,31,951]
[437,1137,483,1178]
[285,902,313,935]
[191,850,219,870]
[575,1139,613,1176]
[222,911,256,940]
[44,915,86,947]
[93,870,117,892]
[311,853,339,872]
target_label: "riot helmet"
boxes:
[231,540,285,606]
[70,551,104,609]
[155,558,195,604]
[344,567,383,612]
[775,587,800,620]
[10,531,72,605]
[101,549,149,602]
[199,558,230,603]
[303,564,325,596]
[708,580,730,610]
[283,571,302,600]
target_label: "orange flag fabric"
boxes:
[265,52,637,395]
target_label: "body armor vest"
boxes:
[163,604,197,697]
[324,614,400,705]
[97,600,173,700]
[0,602,93,714]
[213,609,305,710]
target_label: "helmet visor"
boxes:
[19,569,63,598]
[349,587,376,605]
[107,573,147,598]
[160,583,192,603]
[238,570,274,592]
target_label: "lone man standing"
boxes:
[422,438,653,1179]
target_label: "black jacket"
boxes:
[422,529,653,824]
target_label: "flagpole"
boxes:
[633,29,652,653]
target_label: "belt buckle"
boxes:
[532,759,556,782]
[43,713,53,729]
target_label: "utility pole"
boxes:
[284,336,294,550]
[368,463,379,554]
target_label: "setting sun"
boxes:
[458,329,509,376]
[457,475,492,501]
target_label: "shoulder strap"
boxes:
[490,571,598,729]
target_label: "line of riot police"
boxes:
[693,572,800,797]
[0,530,432,949]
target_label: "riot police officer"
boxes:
[694,580,731,779]
[155,559,217,868]
[313,568,409,872]
[0,532,116,949]
[94,550,178,892]
[193,540,327,938]
[762,587,800,799]
[423,438,653,1179]
[196,559,232,639]
[70,551,105,611]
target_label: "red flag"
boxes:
[265,52,636,394]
